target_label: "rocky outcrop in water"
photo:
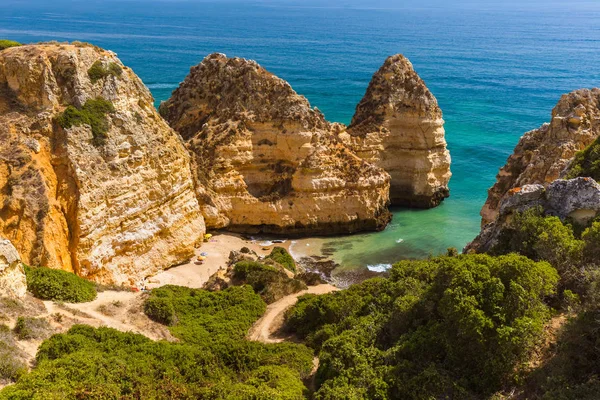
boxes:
[0,43,205,284]
[480,89,600,226]
[0,239,26,298]
[161,53,392,235]
[467,177,600,253]
[342,54,451,208]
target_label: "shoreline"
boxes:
[145,232,296,290]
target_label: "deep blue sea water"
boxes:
[3,0,600,272]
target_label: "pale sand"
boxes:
[247,284,338,344]
[146,232,292,289]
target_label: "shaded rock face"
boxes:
[0,238,27,298]
[481,89,600,226]
[343,54,451,208]
[161,53,392,235]
[467,178,600,253]
[0,43,205,284]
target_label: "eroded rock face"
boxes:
[480,89,600,226]
[161,53,392,235]
[342,54,451,208]
[467,178,600,253]
[0,43,205,284]
[0,239,27,298]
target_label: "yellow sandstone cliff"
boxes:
[342,54,451,208]
[161,53,392,235]
[480,88,600,226]
[0,43,204,284]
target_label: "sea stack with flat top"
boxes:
[343,54,451,208]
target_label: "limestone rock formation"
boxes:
[467,177,600,253]
[0,43,205,284]
[342,54,451,208]
[0,238,27,298]
[161,53,392,235]
[481,89,600,226]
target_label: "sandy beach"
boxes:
[146,232,294,289]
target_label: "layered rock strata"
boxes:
[161,53,392,234]
[0,238,27,298]
[481,89,600,226]
[0,43,204,284]
[342,54,451,208]
[467,177,600,253]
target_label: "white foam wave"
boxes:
[146,83,178,89]
[367,263,392,273]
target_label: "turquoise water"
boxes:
[3,0,600,270]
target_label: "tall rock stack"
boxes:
[0,43,205,284]
[161,53,392,235]
[343,54,451,208]
[480,88,600,226]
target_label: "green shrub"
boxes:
[13,316,52,340]
[57,97,115,146]
[0,283,314,399]
[26,267,97,303]
[144,284,266,343]
[143,295,177,326]
[233,261,306,304]
[87,60,123,83]
[566,137,600,181]
[286,254,559,399]
[267,247,297,273]
[0,40,21,51]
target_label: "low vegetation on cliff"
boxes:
[567,136,600,181]
[57,97,115,146]
[87,60,123,83]
[0,40,21,51]
[285,253,558,399]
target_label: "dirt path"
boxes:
[247,284,338,343]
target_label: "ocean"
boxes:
[3,0,600,274]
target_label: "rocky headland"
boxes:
[161,53,451,234]
[160,53,393,235]
[480,88,600,226]
[0,43,205,284]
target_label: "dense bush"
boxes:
[233,261,306,304]
[0,325,311,399]
[87,60,123,83]
[1,285,314,399]
[26,267,96,303]
[267,247,297,273]
[492,207,583,274]
[57,97,115,146]
[0,40,21,50]
[566,136,600,181]
[144,285,266,342]
[286,254,558,399]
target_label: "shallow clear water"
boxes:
[4,0,600,271]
